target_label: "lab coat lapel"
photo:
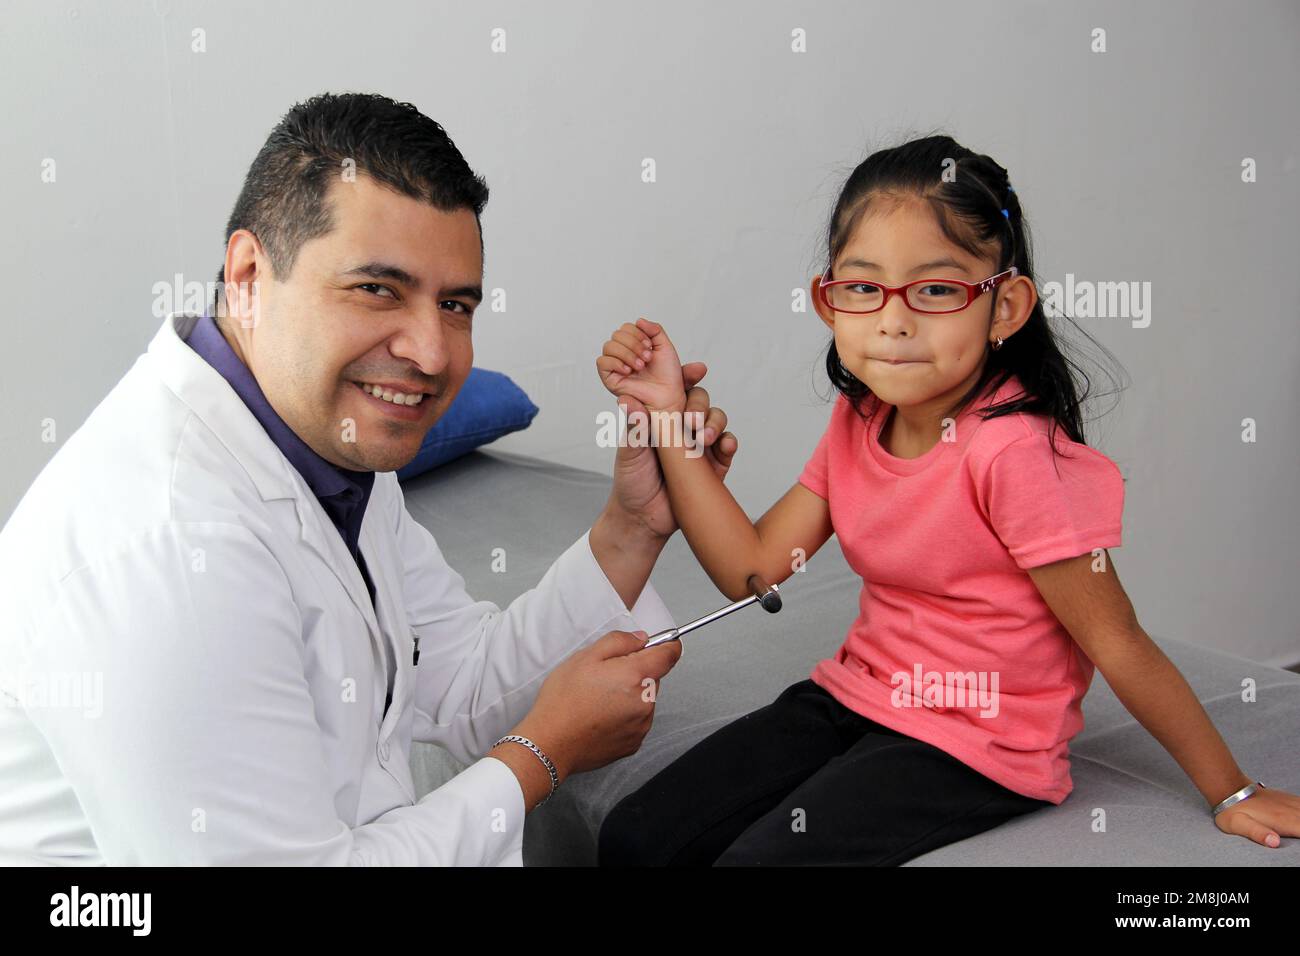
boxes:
[360,514,411,737]
[291,481,384,643]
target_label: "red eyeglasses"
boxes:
[819,266,1019,315]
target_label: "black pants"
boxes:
[598,678,1052,866]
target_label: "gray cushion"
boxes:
[402,449,1300,866]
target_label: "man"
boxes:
[0,93,738,865]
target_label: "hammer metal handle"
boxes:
[642,574,781,649]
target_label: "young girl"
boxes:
[592,135,1299,866]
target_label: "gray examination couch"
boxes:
[402,449,1300,866]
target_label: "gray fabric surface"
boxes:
[402,449,1299,866]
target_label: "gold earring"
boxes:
[991,336,1004,351]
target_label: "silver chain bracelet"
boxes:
[1212,781,1265,818]
[493,734,560,805]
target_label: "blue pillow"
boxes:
[395,367,539,481]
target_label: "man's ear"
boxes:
[222,229,268,332]
[810,274,836,332]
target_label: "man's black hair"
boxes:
[213,92,488,318]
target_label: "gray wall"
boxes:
[2,0,1297,666]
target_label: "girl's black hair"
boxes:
[819,133,1127,455]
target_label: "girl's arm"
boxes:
[1027,552,1300,848]
[655,438,834,602]
[597,318,834,602]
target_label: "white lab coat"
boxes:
[0,312,675,865]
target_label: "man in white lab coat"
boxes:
[0,93,738,865]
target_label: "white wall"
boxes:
[1,0,1297,665]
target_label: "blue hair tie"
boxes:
[1001,208,1010,218]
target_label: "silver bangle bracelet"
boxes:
[493,734,560,805]
[1212,781,1265,817]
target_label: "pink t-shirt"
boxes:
[797,374,1125,803]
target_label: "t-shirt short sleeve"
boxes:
[797,398,843,500]
[983,432,1125,570]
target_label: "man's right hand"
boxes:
[492,629,682,808]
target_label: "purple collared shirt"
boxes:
[185,314,377,607]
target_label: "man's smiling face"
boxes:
[222,172,483,473]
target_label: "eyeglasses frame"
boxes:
[817,266,1020,315]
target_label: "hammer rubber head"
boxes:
[747,575,783,613]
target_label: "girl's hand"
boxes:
[597,318,692,414]
[1213,785,1300,848]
